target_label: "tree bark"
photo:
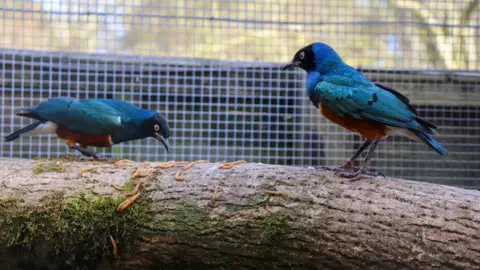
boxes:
[0,158,479,270]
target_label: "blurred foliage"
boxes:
[0,0,478,69]
[387,0,479,69]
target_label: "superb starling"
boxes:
[5,97,170,159]
[283,42,447,178]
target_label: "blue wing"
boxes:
[315,75,431,133]
[93,99,156,122]
[31,98,122,135]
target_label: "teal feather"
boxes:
[306,51,433,134]
[286,42,447,156]
[17,97,157,141]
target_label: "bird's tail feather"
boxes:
[411,129,448,155]
[416,117,438,135]
[4,121,43,142]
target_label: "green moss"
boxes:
[156,200,221,240]
[170,200,211,233]
[121,179,136,193]
[0,192,153,268]
[261,215,291,245]
[245,196,271,210]
[33,162,66,174]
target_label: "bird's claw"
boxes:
[319,163,357,172]
[100,155,118,162]
[336,168,384,180]
[364,170,384,177]
[334,164,356,172]
[94,156,111,162]
[336,170,364,180]
[92,154,120,162]
[77,153,108,161]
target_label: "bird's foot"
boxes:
[336,168,384,181]
[364,170,385,177]
[91,153,102,160]
[78,156,98,161]
[334,163,356,172]
[64,140,109,162]
[61,155,86,162]
[319,160,356,172]
[71,145,103,161]
[98,155,119,163]
[78,155,112,162]
[336,169,365,180]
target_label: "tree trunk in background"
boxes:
[0,158,479,270]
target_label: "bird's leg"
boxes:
[79,144,117,162]
[321,140,372,172]
[338,140,379,179]
[335,140,372,171]
[66,140,101,160]
[74,145,101,160]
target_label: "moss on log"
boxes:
[0,158,479,270]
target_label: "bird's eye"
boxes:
[154,124,160,131]
[299,51,305,60]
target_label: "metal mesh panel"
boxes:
[1,0,479,188]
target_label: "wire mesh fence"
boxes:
[1,0,479,188]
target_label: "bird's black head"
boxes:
[282,43,316,72]
[282,42,343,73]
[140,113,171,152]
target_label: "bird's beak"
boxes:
[154,133,169,152]
[282,61,300,70]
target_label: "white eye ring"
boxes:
[299,51,305,60]
[154,124,160,131]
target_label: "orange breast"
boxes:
[56,126,113,148]
[320,104,387,140]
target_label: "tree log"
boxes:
[0,158,479,270]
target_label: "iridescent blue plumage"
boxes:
[283,42,447,178]
[5,97,170,159]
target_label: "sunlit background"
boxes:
[1,0,479,188]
